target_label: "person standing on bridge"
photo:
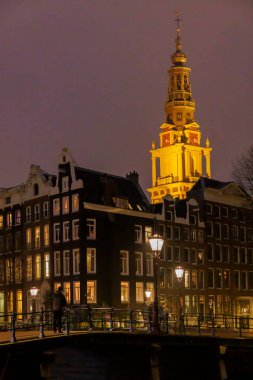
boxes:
[53,286,67,333]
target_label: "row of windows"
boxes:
[206,222,252,241]
[0,253,50,284]
[53,248,96,276]
[207,245,253,264]
[52,194,79,216]
[205,203,251,222]
[134,225,203,244]
[0,193,79,228]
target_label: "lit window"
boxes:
[6,258,13,284]
[35,254,41,279]
[87,280,97,303]
[27,256,32,281]
[0,215,3,229]
[62,197,69,214]
[120,251,129,275]
[43,224,49,246]
[53,199,60,216]
[15,257,22,283]
[113,197,129,209]
[87,219,96,239]
[6,212,12,228]
[72,194,79,212]
[145,226,152,242]
[87,248,96,273]
[73,281,80,304]
[35,226,40,248]
[177,112,182,121]
[44,253,50,278]
[136,282,144,303]
[184,270,190,288]
[120,281,129,303]
[146,282,154,302]
[26,228,32,249]
[16,289,22,316]
[63,282,71,303]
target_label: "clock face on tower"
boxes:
[162,132,170,147]
[189,132,198,146]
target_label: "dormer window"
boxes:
[62,177,69,192]
[113,197,129,209]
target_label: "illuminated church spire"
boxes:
[147,18,212,203]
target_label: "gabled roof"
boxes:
[74,166,151,212]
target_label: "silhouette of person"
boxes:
[53,286,67,333]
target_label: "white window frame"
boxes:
[73,249,80,275]
[87,248,96,274]
[63,250,70,275]
[146,252,153,276]
[54,251,61,276]
[44,253,50,278]
[43,201,49,218]
[87,218,96,239]
[35,254,41,279]
[53,223,60,243]
[135,252,143,276]
[63,221,70,242]
[26,206,31,223]
[34,204,40,221]
[120,250,129,275]
[134,225,142,244]
[72,219,79,240]
[136,282,144,303]
[73,281,80,304]
[120,281,129,303]
[87,280,97,304]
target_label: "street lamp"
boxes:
[30,286,38,325]
[175,266,184,334]
[149,233,164,333]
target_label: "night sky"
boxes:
[0,0,252,198]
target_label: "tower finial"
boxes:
[174,12,181,34]
[171,12,186,65]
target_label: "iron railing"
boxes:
[0,307,252,343]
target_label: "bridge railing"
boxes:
[0,307,252,343]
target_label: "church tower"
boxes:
[147,19,212,204]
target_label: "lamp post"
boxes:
[30,286,38,325]
[175,266,184,334]
[149,233,164,333]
